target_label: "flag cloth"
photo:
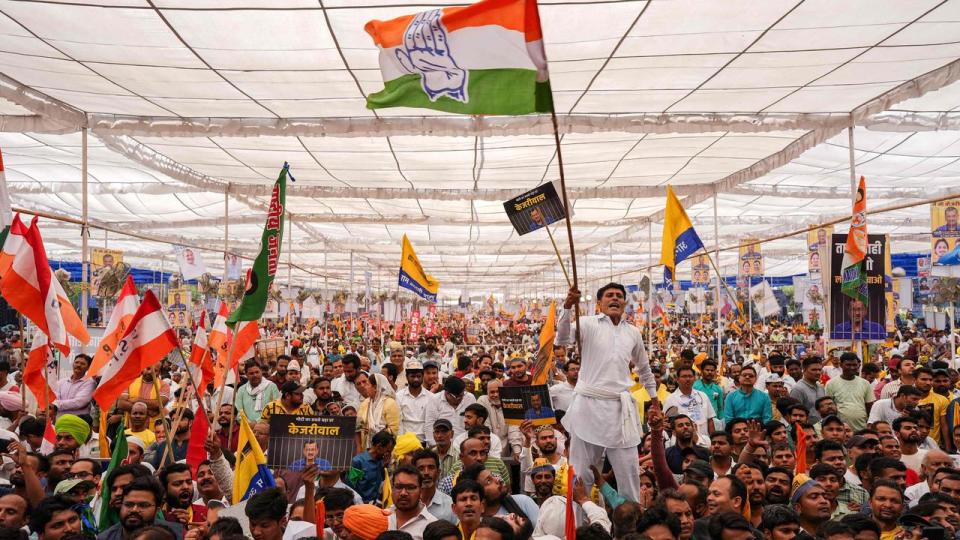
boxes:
[531,300,556,385]
[208,301,230,357]
[189,310,214,394]
[0,216,89,355]
[98,419,128,530]
[227,164,288,327]
[659,186,704,282]
[0,213,26,277]
[233,411,276,502]
[841,176,869,305]
[93,290,179,410]
[216,320,258,387]
[315,499,326,537]
[794,422,808,474]
[365,0,552,115]
[398,234,440,302]
[186,405,208,477]
[40,418,56,455]
[564,465,576,540]
[24,333,57,408]
[90,275,139,377]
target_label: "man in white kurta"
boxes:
[557,283,658,503]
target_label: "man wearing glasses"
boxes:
[664,365,716,441]
[98,476,185,540]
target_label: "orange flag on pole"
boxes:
[90,275,139,376]
[794,422,808,474]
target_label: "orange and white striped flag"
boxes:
[89,275,139,377]
[189,310,215,395]
[24,332,58,408]
[93,290,178,410]
[208,301,230,355]
[215,320,259,387]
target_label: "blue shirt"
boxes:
[348,451,385,504]
[723,388,772,423]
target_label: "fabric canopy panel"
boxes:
[0,0,958,296]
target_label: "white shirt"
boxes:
[388,505,437,540]
[396,386,432,437]
[905,482,931,508]
[452,429,503,458]
[664,388,716,440]
[422,391,477,445]
[866,398,908,425]
[331,375,361,409]
[556,309,655,448]
[549,381,576,411]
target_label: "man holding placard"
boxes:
[557,283,657,504]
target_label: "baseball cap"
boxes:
[405,359,424,371]
[280,381,306,395]
[423,361,440,370]
[898,513,931,528]
[844,435,878,449]
[54,479,96,495]
[433,419,453,431]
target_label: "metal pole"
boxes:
[80,128,89,334]
[713,187,721,359]
[287,211,293,347]
[609,243,613,282]
[848,124,857,352]
[223,184,230,282]
[647,221,653,356]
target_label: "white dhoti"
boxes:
[562,384,643,503]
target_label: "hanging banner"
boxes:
[686,288,706,315]
[738,239,763,277]
[931,199,960,277]
[917,257,932,300]
[503,181,567,236]
[691,254,710,286]
[225,253,243,280]
[175,245,207,280]
[91,248,123,296]
[807,226,833,274]
[167,288,190,328]
[885,237,896,334]
[828,234,886,342]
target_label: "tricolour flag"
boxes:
[227,165,288,327]
[233,411,276,502]
[398,234,439,302]
[0,216,89,355]
[23,333,57,407]
[531,300,556,385]
[659,186,704,282]
[93,290,179,410]
[89,275,139,377]
[841,176,869,304]
[365,0,552,115]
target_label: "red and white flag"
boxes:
[0,213,27,277]
[0,216,88,355]
[189,310,215,395]
[207,301,229,355]
[40,418,56,455]
[215,320,258,387]
[93,290,178,410]
[23,332,58,408]
[89,275,139,377]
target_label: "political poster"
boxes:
[691,254,710,286]
[91,248,123,296]
[267,415,356,471]
[885,237,896,334]
[225,253,243,280]
[500,384,555,426]
[828,234,886,342]
[174,245,207,280]
[738,240,763,277]
[167,288,190,328]
[918,257,932,300]
[806,226,833,274]
[503,181,567,236]
[931,199,960,277]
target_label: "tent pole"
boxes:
[647,221,653,356]
[80,127,89,334]
[287,211,293,347]
[848,124,857,352]
[713,186,721,360]
[223,184,230,283]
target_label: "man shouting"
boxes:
[557,283,657,503]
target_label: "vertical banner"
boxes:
[738,239,764,277]
[917,257,932,301]
[91,248,124,296]
[931,199,960,276]
[806,226,833,274]
[225,253,243,280]
[167,288,190,328]
[828,234,886,341]
[691,254,710,286]
[175,245,207,280]
[884,237,896,334]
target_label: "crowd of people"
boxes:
[0,282,957,540]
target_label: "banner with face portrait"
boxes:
[167,288,190,328]
[885,237,896,334]
[917,257,932,301]
[225,253,243,280]
[828,234,886,342]
[738,239,763,278]
[691,254,710,286]
[806,226,833,274]
[175,245,207,280]
[931,199,960,277]
[91,248,123,296]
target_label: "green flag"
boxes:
[227,164,289,327]
[98,419,128,530]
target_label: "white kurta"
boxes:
[556,308,656,449]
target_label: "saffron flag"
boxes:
[531,300,556,385]
[24,333,57,408]
[233,411,276,502]
[216,320,258,388]
[0,216,89,355]
[98,420,128,530]
[841,176,869,305]
[208,301,230,356]
[189,310,214,395]
[227,164,288,327]
[659,186,704,282]
[564,465,576,540]
[40,417,56,455]
[0,213,25,277]
[365,0,552,115]
[93,290,179,410]
[398,234,440,302]
[90,275,139,376]
[794,422,808,473]
[186,405,209,477]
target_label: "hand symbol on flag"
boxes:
[395,9,468,103]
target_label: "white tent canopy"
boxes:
[0,0,959,297]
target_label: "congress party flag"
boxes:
[398,234,439,302]
[841,176,869,305]
[659,186,704,282]
[233,411,276,502]
[227,164,289,327]
[90,275,139,376]
[365,0,552,115]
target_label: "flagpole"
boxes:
[80,127,89,333]
[543,224,571,287]
[287,211,293,351]
[848,125,857,352]
[151,365,177,467]
[713,187,721,360]
[647,221,653,356]
[223,184,230,283]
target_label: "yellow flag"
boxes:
[532,300,557,385]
